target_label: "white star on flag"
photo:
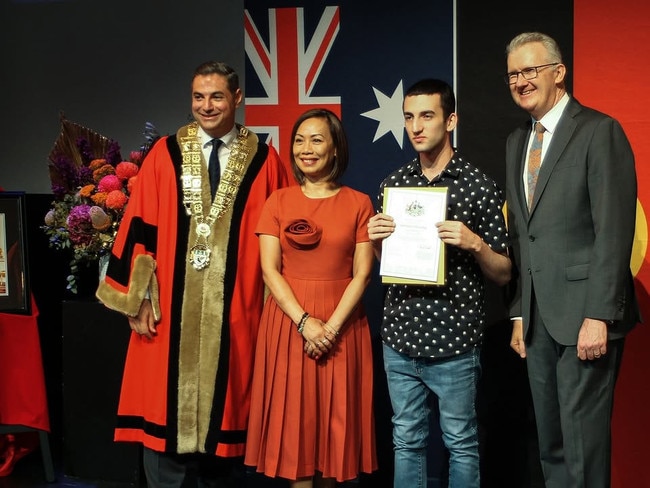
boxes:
[361,80,405,148]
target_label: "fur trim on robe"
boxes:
[96,254,160,321]
[95,124,289,457]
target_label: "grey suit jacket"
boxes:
[505,97,639,345]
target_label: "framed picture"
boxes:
[0,192,31,314]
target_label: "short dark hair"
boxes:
[404,78,456,120]
[289,108,349,184]
[192,61,239,94]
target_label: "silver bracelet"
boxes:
[297,312,309,334]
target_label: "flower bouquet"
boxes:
[42,116,158,293]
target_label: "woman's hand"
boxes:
[302,317,337,359]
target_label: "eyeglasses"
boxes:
[504,63,560,85]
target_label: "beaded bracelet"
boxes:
[297,312,309,334]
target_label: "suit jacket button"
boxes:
[529,235,535,242]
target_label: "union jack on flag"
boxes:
[244,6,341,166]
[244,1,454,197]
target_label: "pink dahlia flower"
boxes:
[97,174,122,193]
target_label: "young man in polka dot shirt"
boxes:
[368,78,511,488]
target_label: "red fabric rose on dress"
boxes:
[284,218,322,250]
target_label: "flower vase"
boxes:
[98,253,110,282]
[70,261,100,300]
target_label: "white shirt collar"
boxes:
[197,125,238,149]
[534,92,570,135]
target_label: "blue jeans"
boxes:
[383,344,481,488]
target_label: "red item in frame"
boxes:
[0,296,50,431]
[0,295,50,476]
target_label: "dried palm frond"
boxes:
[47,113,121,196]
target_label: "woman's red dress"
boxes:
[245,185,377,482]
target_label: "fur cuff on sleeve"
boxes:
[95,254,161,322]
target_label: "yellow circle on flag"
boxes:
[631,199,647,277]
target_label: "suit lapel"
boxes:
[528,99,581,215]
[511,124,530,218]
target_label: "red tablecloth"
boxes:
[0,296,50,431]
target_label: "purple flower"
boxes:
[76,138,94,165]
[50,155,77,195]
[66,204,94,245]
[77,166,94,186]
[51,183,68,199]
[105,140,122,166]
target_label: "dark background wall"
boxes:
[1,0,575,486]
[456,3,572,486]
[0,0,245,194]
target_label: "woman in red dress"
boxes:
[245,109,377,487]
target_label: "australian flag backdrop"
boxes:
[243,0,454,200]
[244,0,454,332]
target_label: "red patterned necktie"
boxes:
[527,122,545,209]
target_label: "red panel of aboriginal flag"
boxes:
[575,1,650,487]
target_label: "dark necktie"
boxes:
[527,121,545,209]
[208,139,222,200]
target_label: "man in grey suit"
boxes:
[504,32,639,487]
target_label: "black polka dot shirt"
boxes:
[377,152,509,359]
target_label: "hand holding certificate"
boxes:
[379,187,448,285]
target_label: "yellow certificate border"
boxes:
[380,186,447,286]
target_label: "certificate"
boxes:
[380,187,447,285]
